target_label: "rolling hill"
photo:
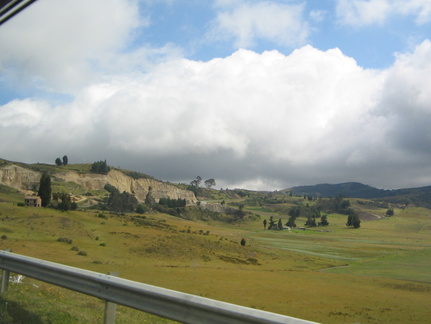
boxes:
[287,182,431,208]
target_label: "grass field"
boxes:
[0,200,431,323]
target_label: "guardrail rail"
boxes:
[0,250,318,324]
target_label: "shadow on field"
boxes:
[0,295,44,324]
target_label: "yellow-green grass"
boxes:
[0,185,23,204]
[1,202,431,323]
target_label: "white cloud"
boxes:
[309,10,326,23]
[336,0,431,26]
[210,1,309,49]
[0,0,143,93]
[336,0,391,26]
[2,0,431,191]
[399,0,431,24]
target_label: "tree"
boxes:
[38,172,51,207]
[53,192,71,211]
[240,238,246,246]
[91,160,110,174]
[268,216,276,230]
[305,216,317,227]
[277,218,283,230]
[104,183,119,194]
[108,190,138,213]
[136,204,147,214]
[238,203,244,211]
[346,208,361,228]
[263,219,267,230]
[190,176,202,187]
[55,158,62,166]
[352,216,361,228]
[204,178,216,188]
[62,155,68,165]
[145,186,156,206]
[286,216,296,228]
[318,215,329,226]
[386,208,394,216]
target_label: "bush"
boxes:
[97,213,107,219]
[57,237,73,244]
[91,160,110,174]
[77,250,87,256]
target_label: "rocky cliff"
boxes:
[0,162,197,204]
[0,164,41,191]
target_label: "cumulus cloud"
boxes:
[336,0,431,26]
[2,40,431,190]
[210,1,309,49]
[0,0,144,93]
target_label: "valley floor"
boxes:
[0,202,431,323]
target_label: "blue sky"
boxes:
[1,0,431,190]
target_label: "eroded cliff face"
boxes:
[0,164,41,191]
[0,163,197,204]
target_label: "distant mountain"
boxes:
[288,182,392,199]
[286,182,431,207]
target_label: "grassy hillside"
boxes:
[288,182,431,208]
[1,191,431,323]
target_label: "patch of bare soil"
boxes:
[358,212,382,221]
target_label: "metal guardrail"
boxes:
[0,250,318,324]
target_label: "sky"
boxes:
[1,0,431,191]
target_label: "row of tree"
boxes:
[55,155,68,166]
[189,176,216,188]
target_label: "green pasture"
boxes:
[0,202,431,323]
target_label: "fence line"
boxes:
[0,250,318,324]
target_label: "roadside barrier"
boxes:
[0,250,318,324]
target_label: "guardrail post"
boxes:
[0,249,11,293]
[0,269,10,293]
[104,272,118,324]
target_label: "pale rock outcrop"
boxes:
[0,163,197,204]
[0,164,41,191]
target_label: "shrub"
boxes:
[97,213,107,219]
[57,237,73,244]
[77,251,87,256]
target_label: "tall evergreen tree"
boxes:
[277,218,283,230]
[38,172,51,207]
[62,155,68,165]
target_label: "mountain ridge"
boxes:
[286,182,431,207]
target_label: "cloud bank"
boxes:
[1,0,431,191]
[2,39,431,190]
